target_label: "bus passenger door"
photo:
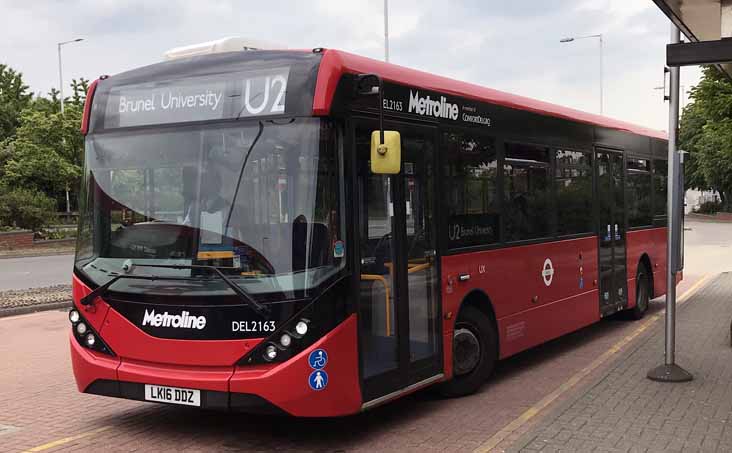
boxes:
[595,149,628,316]
[354,120,442,404]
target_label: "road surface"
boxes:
[0,254,74,291]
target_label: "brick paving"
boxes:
[512,272,732,453]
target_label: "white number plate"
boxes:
[144,384,200,407]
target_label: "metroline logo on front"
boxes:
[142,309,207,330]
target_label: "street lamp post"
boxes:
[384,0,389,62]
[57,38,83,214]
[57,38,83,114]
[560,34,604,115]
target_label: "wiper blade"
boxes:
[80,263,271,319]
[137,264,271,318]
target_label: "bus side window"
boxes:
[627,157,653,227]
[653,158,668,218]
[503,143,552,242]
[443,131,499,249]
[555,149,593,235]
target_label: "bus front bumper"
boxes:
[70,315,362,417]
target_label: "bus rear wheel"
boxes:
[629,266,651,320]
[438,305,497,398]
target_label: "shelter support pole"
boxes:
[648,24,693,383]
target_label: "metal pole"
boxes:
[666,26,680,365]
[648,24,692,383]
[58,43,64,114]
[599,35,604,115]
[384,0,390,62]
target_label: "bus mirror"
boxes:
[371,131,401,174]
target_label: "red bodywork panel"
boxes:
[313,50,667,140]
[80,79,99,135]
[626,227,669,306]
[441,236,600,370]
[117,360,234,393]
[70,331,120,392]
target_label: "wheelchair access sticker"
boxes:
[308,349,328,369]
[309,369,328,391]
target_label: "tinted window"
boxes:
[653,159,667,216]
[627,157,653,227]
[443,132,498,248]
[504,143,552,241]
[555,150,593,235]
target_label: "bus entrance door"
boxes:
[354,120,442,405]
[596,149,628,316]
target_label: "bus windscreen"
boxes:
[75,118,344,300]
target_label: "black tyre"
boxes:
[629,266,651,320]
[438,305,497,397]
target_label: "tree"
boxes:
[0,186,56,231]
[0,64,33,142]
[1,78,88,212]
[680,66,732,210]
[70,78,89,108]
[2,105,83,207]
[28,78,88,115]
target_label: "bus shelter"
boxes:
[649,0,732,382]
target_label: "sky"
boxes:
[0,0,702,131]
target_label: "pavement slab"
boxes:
[511,272,732,453]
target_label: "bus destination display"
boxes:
[104,67,290,128]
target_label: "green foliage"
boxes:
[2,105,83,198]
[0,187,56,231]
[0,64,32,142]
[680,66,732,210]
[0,76,89,210]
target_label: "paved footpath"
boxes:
[512,272,732,453]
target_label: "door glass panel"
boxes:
[402,133,439,364]
[357,126,398,379]
[612,154,627,305]
[597,152,614,308]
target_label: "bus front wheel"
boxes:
[629,266,651,320]
[439,305,497,397]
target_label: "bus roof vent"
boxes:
[163,37,285,60]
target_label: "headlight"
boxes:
[69,309,80,323]
[295,320,308,336]
[264,344,278,361]
[68,306,115,357]
[76,322,88,335]
[280,333,292,347]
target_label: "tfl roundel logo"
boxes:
[542,258,555,287]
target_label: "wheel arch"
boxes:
[456,289,499,352]
[638,253,654,297]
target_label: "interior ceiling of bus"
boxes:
[653,0,732,75]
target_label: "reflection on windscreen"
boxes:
[76,118,344,296]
